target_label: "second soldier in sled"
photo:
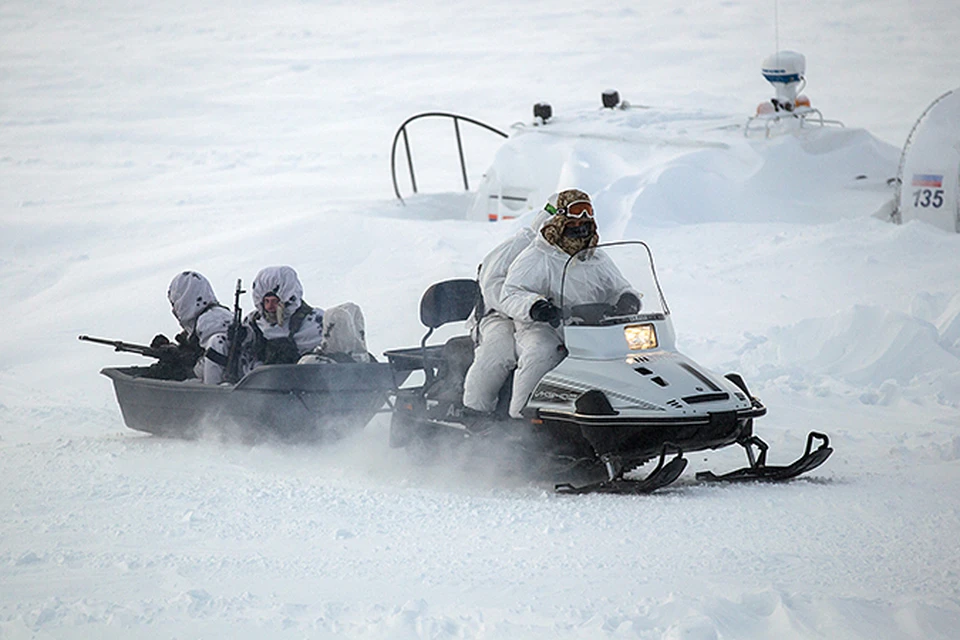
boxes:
[240,266,325,374]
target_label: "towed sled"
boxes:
[385,241,832,494]
[99,364,392,442]
[83,334,394,442]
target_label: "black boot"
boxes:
[460,406,495,434]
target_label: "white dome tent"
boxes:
[893,88,960,232]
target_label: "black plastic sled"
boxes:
[102,362,394,442]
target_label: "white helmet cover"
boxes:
[167,271,220,327]
[252,265,305,320]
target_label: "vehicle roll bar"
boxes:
[390,112,508,204]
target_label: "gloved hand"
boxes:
[530,299,562,327]
[614,292,641,315]
[150,334,171,349]
[153,343,182,364]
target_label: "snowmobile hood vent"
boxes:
[682,392,730,404]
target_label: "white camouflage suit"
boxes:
[298,301,372,364]
[499,207,635,418]
[461,206,554,413]
[242,266,324,374]
[167,271,233,384]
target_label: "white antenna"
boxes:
[774,0,780,53]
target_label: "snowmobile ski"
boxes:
[555,446,688,495]
[695,431,833,483]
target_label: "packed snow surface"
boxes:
[2,1,960,638]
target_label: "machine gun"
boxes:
[79,335,172,359]
[79,334,198,381]
[223,279,246,384]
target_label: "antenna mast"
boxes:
[774,0,780,53]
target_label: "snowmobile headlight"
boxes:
[624,323,658,351]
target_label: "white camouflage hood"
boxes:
[319,302,368,360]
[167,271,221,332]
[252,265,305,325]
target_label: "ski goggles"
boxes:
[546,200,594,219]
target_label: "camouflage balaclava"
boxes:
[540,188,599,257]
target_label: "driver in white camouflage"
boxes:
[498,188,641,418]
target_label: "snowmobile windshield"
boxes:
[559,241,670,327]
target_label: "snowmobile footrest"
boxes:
[555,448,687,495]
[695,431,833,483]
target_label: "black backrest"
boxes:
[419,279,480,329]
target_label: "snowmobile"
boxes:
[384,241,832,494]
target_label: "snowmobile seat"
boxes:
[419,279,480,335]
[417,279,479,388]
[383,278,479,388]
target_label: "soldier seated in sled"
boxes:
[239,264,373,372]
[298,301,374,364]
[145,271,234,383]
[240,266,325,374]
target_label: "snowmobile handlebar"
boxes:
[559,241,670,319]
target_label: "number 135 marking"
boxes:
[913,189,944,208]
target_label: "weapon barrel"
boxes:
[78,335,158,357]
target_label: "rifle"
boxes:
[223,278,246,383]
[80,333,200,381]
[78,334,171,360]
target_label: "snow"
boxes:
[3,0,960,637]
